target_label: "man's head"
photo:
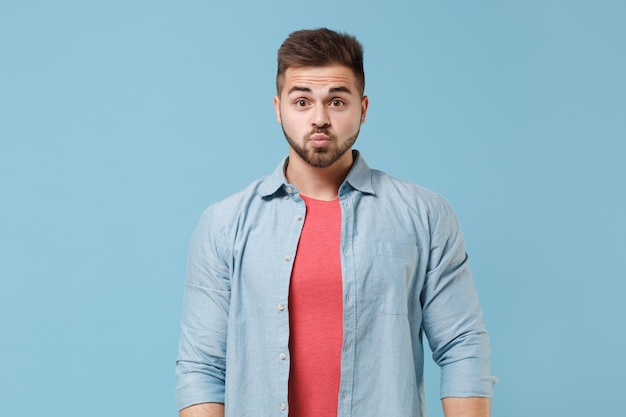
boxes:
[276,28,365,97]
[274,29,369,170]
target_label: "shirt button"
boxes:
[296,215,302,221]
[284,255,291,262]
[278,303,284,311]
[286,186,293,193]
[344,202,349,208]
[279,353,287,360]
[346,295,351,303]
[284,196,289,200]
[280,402,286,411]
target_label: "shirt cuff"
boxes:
[176,371,225,411]
[440,358,498,399]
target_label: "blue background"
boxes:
[1,1,624,416]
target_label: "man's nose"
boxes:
[312,105,330,128]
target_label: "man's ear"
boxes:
[273,96,282,124]
[360,95,369,124]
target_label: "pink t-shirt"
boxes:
[288,195,343,417]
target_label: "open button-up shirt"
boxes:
[176,151,496,416]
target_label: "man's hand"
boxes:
[442,397,490,417]
[179,403,224,417]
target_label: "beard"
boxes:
[282,126,360,168]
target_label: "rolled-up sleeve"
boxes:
[421,197,497,398]
[176,207,231,410]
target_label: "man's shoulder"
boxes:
[369,168,448,208]
[203,173,274,217]
[367,168,462,235]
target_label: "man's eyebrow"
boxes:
[287,86,353,95]
[287,86,312,94]
[329,86,353,95]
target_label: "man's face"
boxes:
[274,65,368,168]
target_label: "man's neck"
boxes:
[285,150,353,201]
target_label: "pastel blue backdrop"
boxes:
[1,1,624,416]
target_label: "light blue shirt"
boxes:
[176,151,496,416]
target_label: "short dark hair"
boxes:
[276,28,365,96]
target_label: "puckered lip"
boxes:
[309,133,330,141]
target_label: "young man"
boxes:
[176,28,496,417]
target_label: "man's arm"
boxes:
[176,207,231,411]
[179,403,224,417]
[421,198,496,402]
[442,397,490,417]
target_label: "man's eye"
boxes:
[295,100,308,107]
[330,99,345,107]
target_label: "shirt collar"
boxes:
[257,150,375,198]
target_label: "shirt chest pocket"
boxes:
[356,241,420,316]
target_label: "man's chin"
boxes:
[285,131,353,168]
[305,150,347,168]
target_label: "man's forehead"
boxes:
[283,65,357,92]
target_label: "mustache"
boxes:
[310,127,332,136]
